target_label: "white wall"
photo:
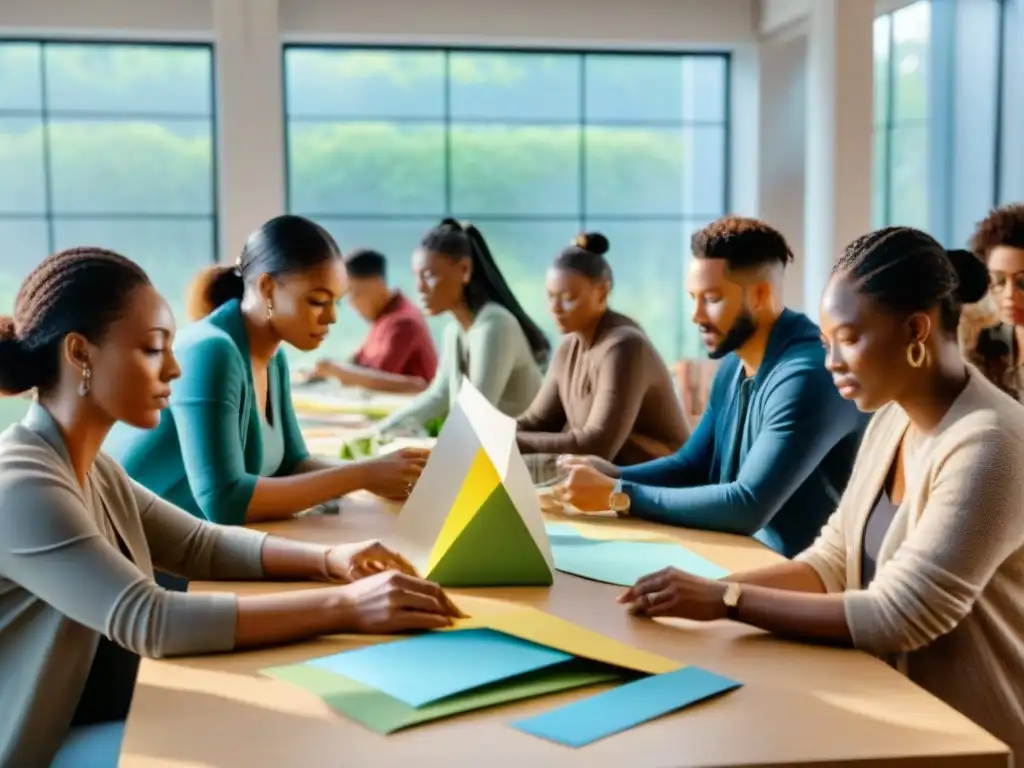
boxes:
[282,0,757,46]
[0,0,213,39]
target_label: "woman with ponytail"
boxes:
[375,219,548,434]
[516,232,688,465]
[106,215,430,526]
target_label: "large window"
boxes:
[0,41,218,327]
[873,2,931,229]
[284,47,729,363]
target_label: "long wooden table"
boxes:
[121,495,1010,767]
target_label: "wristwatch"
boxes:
[608,487,631,517]
[722,582,742,620]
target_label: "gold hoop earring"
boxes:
[906,340,927,368]
[78,365,92,397]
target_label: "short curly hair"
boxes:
[968,203,1024,260]
[691,216,794,271]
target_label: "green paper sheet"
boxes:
[429,482,553,587]
[263,659,624,734]
[552,537,729,586]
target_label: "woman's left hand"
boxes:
[618,567,728,621]
[325,539,420,582]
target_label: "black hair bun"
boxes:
[0,316,37,395]
[575,231,610,256]
[438,218,464,231]
[946,248,989,304]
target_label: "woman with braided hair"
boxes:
[0,247,461,766]
[106,215,430,526]
[621,226,1024,760]
[375,218,549,434]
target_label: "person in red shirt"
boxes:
[314,248,438,394]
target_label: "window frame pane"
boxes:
[0,40,220,333]
[283,45,730,361]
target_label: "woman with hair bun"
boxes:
[516,232,688,465]
[375,219,548,434]
[106,215,430,526]
[622,227,1024,761]
[0,247,458,766]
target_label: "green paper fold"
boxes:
[263,659,624,734]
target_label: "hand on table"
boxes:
[618,567,728,621]
[340,571,467,632]
[325,539,420,581]
[361,447,431,501]
[556,453,621,479]
[551,464,617,512]
[313,358,349,385]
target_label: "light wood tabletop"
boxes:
[120,495,1010,768]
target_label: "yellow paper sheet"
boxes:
[426,448,501,572]
[451,605,681,676]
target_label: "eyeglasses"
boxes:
[989,271,1024,294]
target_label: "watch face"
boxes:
[610,492,629,512]
[724,582,741,606]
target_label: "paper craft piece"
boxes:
[395,378,554,587]
[552,538,729,586]
[306,628,571,708]
[544,522,580,538]
[511,666,742,747]
[452,606,681,675]
[263,659,623,734]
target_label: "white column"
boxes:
[1000,0,1024,205]
[758,31,808,308]
[213,0,286,262]
[803,0,874,312]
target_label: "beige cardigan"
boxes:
[795,367,1024,758]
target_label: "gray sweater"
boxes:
[378,302,543,432]
[0,403,267,767]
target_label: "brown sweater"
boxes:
[516,310,689,465]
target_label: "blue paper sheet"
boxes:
[306,628,572,708]
[511,665,741,747]
[551,538,728,585]
[544,522,580,539]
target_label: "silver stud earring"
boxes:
[78,365,92,397]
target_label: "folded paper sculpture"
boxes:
[394,378,554,587]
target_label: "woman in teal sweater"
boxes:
[106,215,427,526]
[377,219,550,434]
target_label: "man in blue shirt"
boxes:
[556,216,867,557]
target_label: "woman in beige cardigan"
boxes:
[622,227,1024,758]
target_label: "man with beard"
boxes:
[555,216,867,557]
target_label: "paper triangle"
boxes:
[455,376,554,571]
[425,447,501,573]
[428,482,554,587]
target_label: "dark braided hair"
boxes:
[186,215,341,320]
[0,248,151,395]
[831,226,989,333]
[421,219,551,367]
[554,232,613,286]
